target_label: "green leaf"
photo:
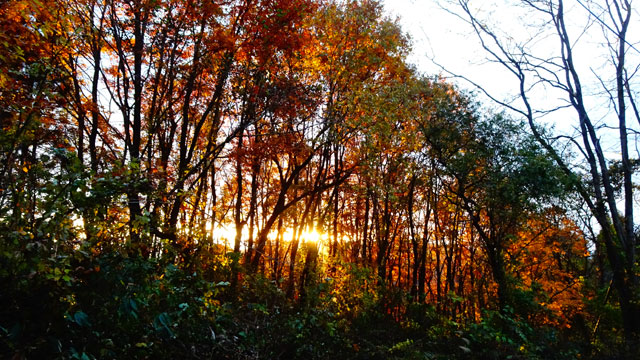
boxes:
[154,312,175,338]
[74,311,91,327]
[129,298,138,312]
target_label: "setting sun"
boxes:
[301,228,322,245]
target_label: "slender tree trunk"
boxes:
[361,186,370,264]
[231,130,244,288]
[245,161,260,263]
[299,240,318,305]
[127,4,145,243]
[408,175,419,300]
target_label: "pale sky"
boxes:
[381,0,572,107]
[381,1,507,91]
[382,0,640,152]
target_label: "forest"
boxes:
[0,0,638,358]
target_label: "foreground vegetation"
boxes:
[1,0,638,358]
[0,248,607,359]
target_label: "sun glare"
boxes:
[302,228,322,244]
[203,222,324,249]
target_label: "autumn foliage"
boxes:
[0,0,628,359]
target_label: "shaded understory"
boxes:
[1,250,626,359]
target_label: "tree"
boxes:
[419,89,568,312]
[0,0,74,229]
[442,0,640,344]
[242,0,411,272]
[509,209,588,328]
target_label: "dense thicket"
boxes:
[0,0,634,358]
